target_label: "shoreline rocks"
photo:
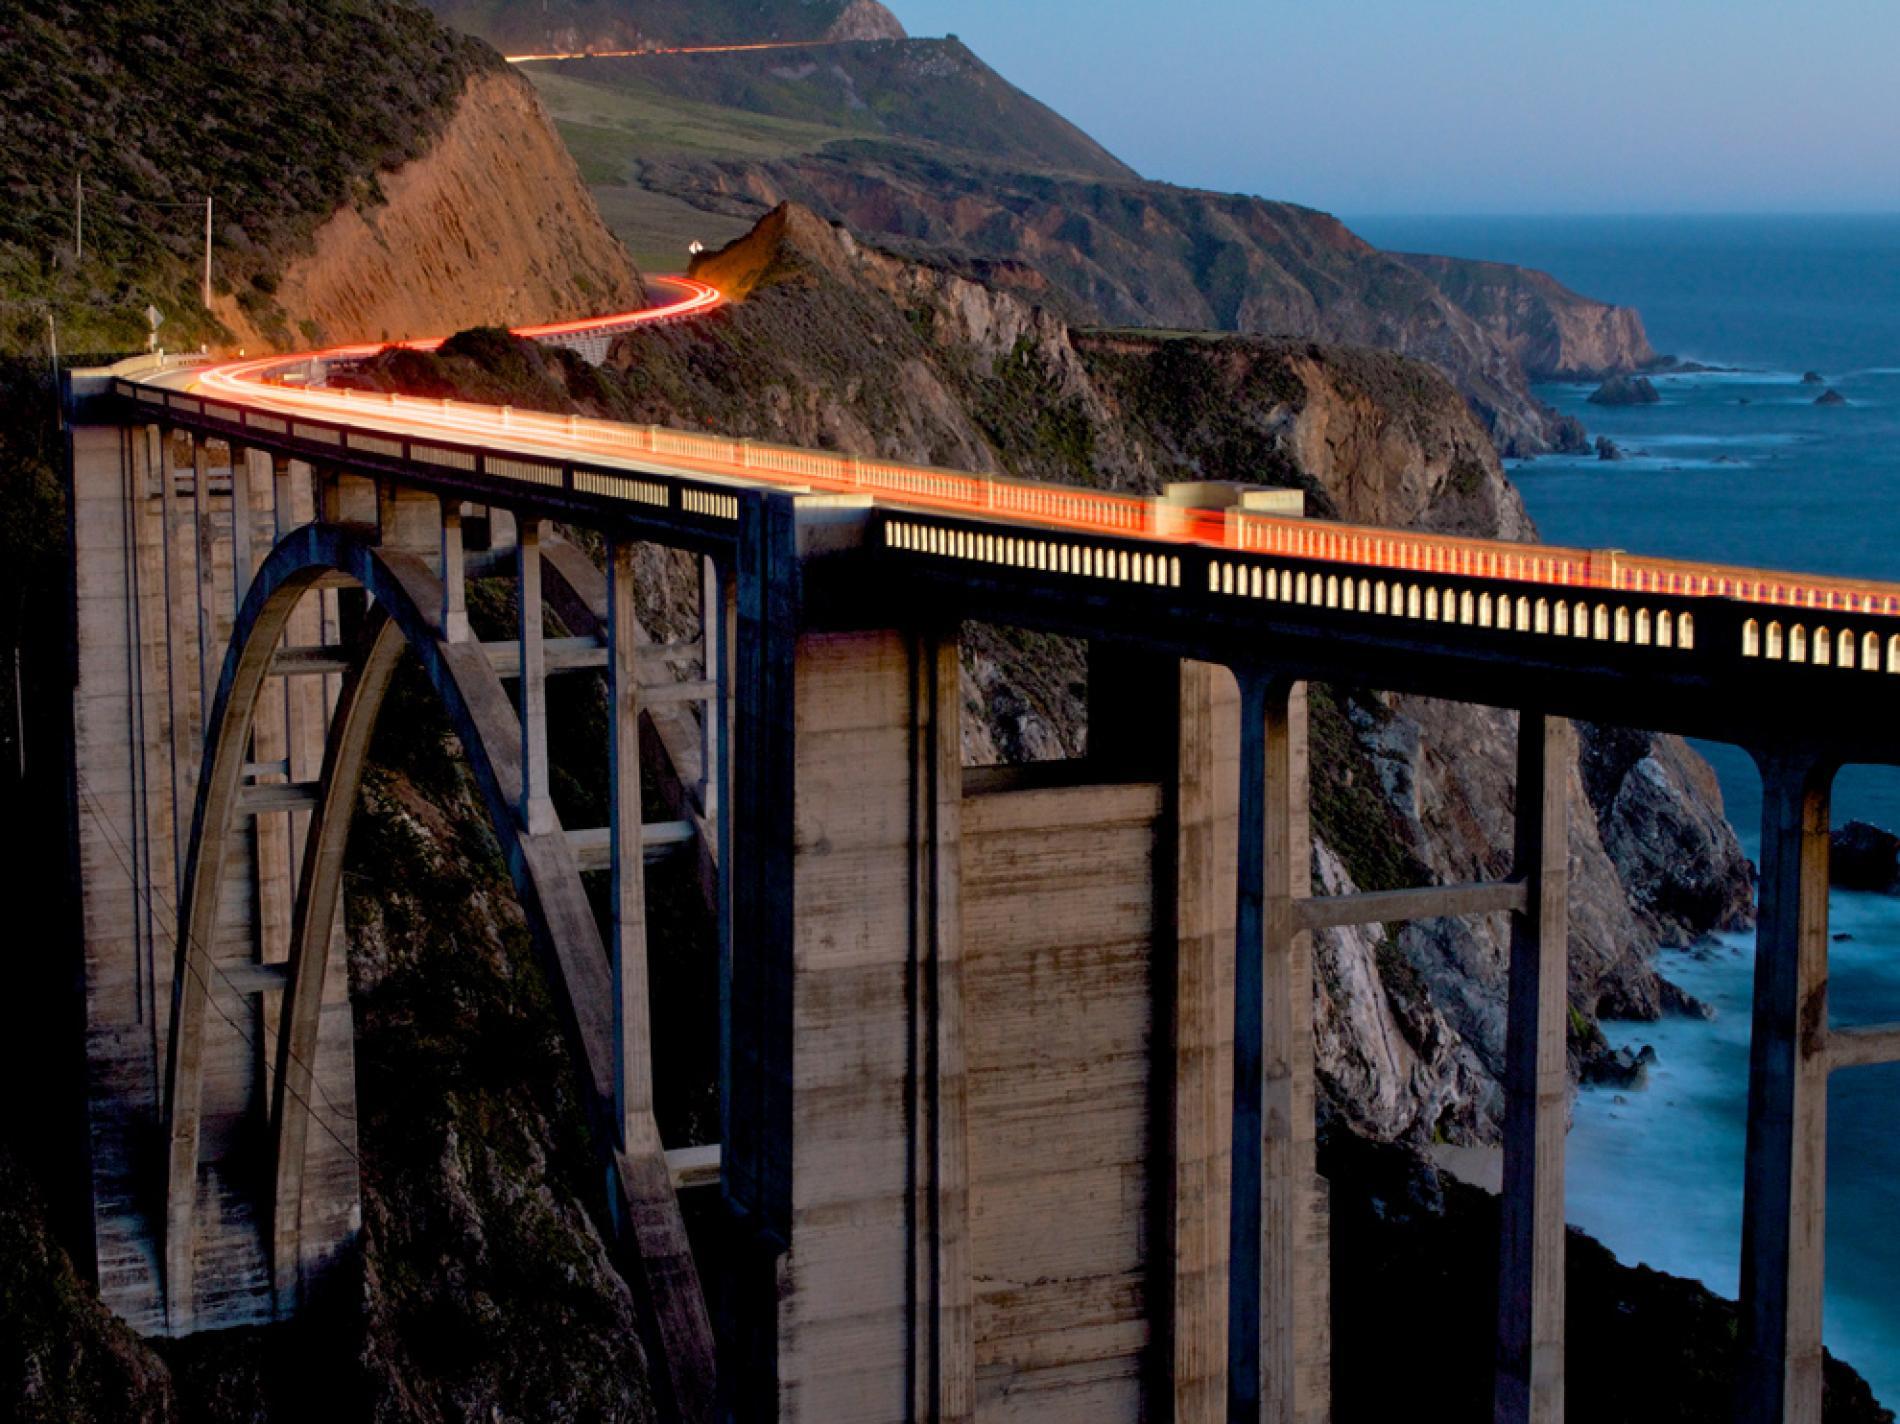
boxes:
[1816,387,1849,407]
[1831,820,1900,893]
[1584,1042,1659,1088]
[1588,373,1661,406]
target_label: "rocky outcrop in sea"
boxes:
[1589,373,1662,405]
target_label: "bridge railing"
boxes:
[360,387,1900,621]
[111,380,749,533]
[878,503,1900,680]
[124,364,1900,631]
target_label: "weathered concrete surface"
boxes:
[69,425,355,1335]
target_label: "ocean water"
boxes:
[1352,215,1900,1399]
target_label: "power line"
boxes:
[61,180,221,312]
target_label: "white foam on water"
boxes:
[1568,896,1900,1405]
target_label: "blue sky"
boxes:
[889,1,1900,216]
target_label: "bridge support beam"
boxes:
[439,499,469,643]
[1228,674,1327,1424]
[1494,711,1573,1424]
[517,517,556,835]
[606,537,654,1150]
[1737,752,1835,1424]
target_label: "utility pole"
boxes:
[46,311,62,433]
[203,196,213,310]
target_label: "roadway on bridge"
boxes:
[151,275,1900,628]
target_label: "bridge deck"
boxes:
[79,353,1900,765]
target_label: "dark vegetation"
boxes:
[0,0,494,353]
[1328,1133,1893,1423]
[340,643,660,1423]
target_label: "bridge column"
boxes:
[516,517,556,835]
[606,536,654,1150]
[699,556,723,824]
[155,427,197,876]
[439,500,470,643]
[189,435,217,719]
[1228,674,1326,1424]
[1737,752,1834,1424]
[1494,711,1573,1424]
[229,445,254,620]
[375,477,441,563]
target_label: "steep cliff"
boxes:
[1397,251,1658,379]
[213,70,642,350]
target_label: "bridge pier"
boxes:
[1495,711,1573,1424]
[1227,674,1329,1424]
[67,418,362,1333]
[1737,752,1835,1424]
[516,516,557,835]
[724,534,1337,1424]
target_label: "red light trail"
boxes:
[182,278,1900,622]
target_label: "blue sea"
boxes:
[1353,215,1900,1401]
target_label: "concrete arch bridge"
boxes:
[60,333,1900,1424]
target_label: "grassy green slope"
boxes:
[423,0,861,53]
[0,0,496,353]
[530,66,849,269]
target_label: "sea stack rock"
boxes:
[1588,373,1661,406]
[1584,1043,1659,1088]
[1595,435,1625,461]
[1831,821,1900,893]
[1802,370,1826,385]
[1816,388,1849,406]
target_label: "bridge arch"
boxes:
[162,523,710,1409]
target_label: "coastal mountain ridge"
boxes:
[484,13,1656,452]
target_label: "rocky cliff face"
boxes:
[1396,252,1657,379]
[215,70,641,349]
[638,151,1592,455]
[824,0,906,42]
